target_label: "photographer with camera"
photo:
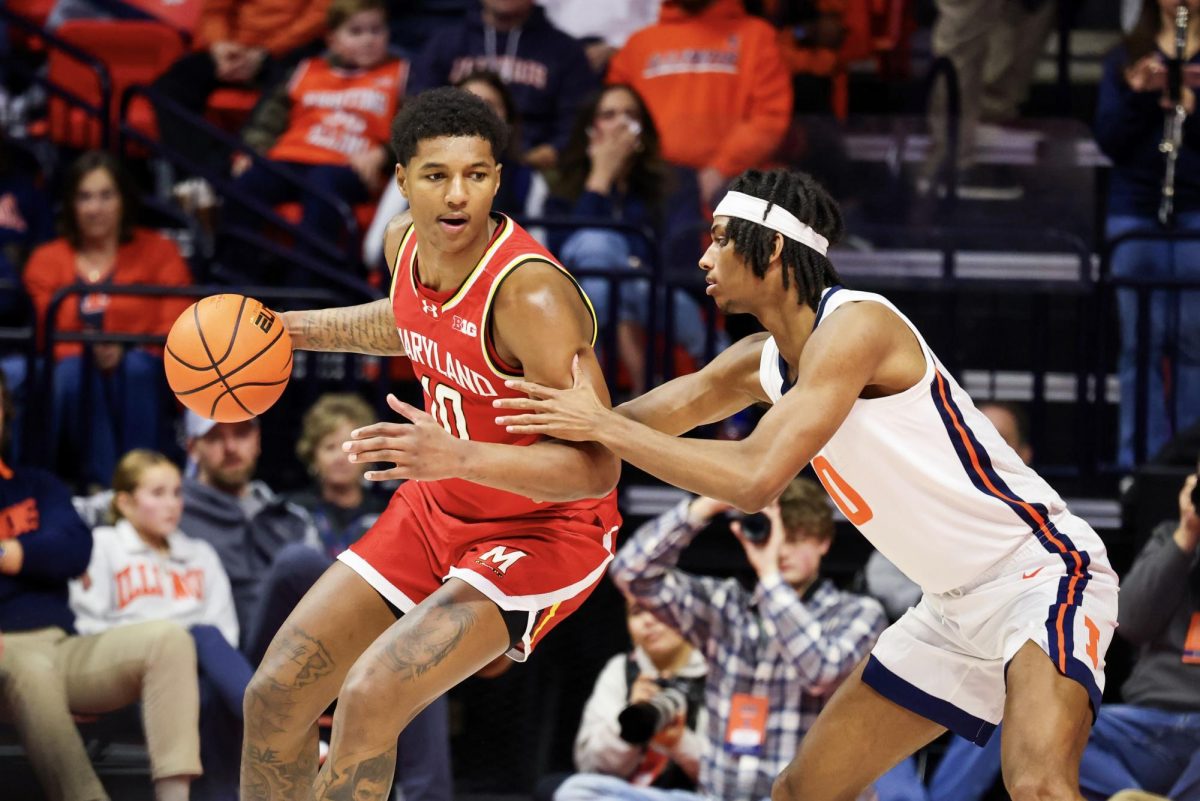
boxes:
[576,477,886,801]
[1070,465,1200,800]
[550,598,707,800]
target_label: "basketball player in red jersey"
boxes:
[239,87,621,801]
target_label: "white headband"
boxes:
[712,191,829,257]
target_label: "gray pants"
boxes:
[927,0,1057,169]
[0,622,202,801]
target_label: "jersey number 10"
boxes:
[421,377,470,440]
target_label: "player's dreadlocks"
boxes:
[723,169,844,311]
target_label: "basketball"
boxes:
[164,294,293,423]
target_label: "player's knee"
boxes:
[772,764,811,801]
[338,662,417,727]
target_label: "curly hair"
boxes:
[390,87,509,166]
[723,169,844,312]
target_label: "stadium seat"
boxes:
[6,0,56,51]
[207,87,261,132]
[48,20,185,150]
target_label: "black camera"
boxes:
[733,511,772,543]
[617,684,688,745]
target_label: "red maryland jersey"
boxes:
[269,56,408,166]
[390,214,619,520]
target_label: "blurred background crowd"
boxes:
[0,0,1197,799]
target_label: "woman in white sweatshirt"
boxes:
[70,449,248,801]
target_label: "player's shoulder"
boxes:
[491,258,580,315]
[383,211,414,275]
[812,295,905,345]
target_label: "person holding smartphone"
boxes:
[547,84,713,396]
[1069,464,1200,801]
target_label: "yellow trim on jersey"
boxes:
[479,255,599,380]
[531,602,562,642]
[440,215,515,311]
[389,223,416,305]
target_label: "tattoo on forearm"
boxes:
[316,748,396,801]
[378,598,479,679]
[292,299,405,356]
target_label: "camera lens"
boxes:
[739,512,772,543]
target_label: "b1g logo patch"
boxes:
[452,315,478,337]
[475,545,527,577]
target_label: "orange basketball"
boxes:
[164,294,293,423]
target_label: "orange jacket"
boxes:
[197,0,332,58]
[24,230,193,360]
[607,0,793,178]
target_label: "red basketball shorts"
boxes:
[337,482,621,661]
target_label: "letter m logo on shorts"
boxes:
[476,545,527,575]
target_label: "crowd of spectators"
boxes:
[0,0,1198,799]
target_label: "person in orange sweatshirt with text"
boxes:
[606,0,793,208]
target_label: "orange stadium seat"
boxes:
[6,0,55,51]
[48,20,185,150]
[207,87,261,132]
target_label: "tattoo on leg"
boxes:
[242,737,319,801]
[241,626,335,799]
[377,599,479,679]
[246,627,335,741]
[316,749,396,801]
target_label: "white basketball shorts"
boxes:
[862,528,1119,746]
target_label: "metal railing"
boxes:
[119,84,365,269]
[1098,226,1200,467]
[1,5,113,148]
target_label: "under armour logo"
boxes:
[421,299,440,318]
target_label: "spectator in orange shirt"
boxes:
[607,0,793,208]
[23,152,192,489]
[751,0,873,114]
[229,0,406,273]
[152,0,333,177]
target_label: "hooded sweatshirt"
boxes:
[407,4,598,153]
[0,463,93,633]
[607,0,793,177]
[180,478,318,647]
[197,0,331,58]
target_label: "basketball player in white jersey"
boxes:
[494,168,1120,801]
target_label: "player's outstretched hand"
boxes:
[344,393,467,482]
[493,354,609,442]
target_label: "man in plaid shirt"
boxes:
[604,478,886,801]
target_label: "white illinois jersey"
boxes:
[759,286,1107,595]
[758,286,1118,742]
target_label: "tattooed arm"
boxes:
[279,213,410,356]
[282,299,405,356]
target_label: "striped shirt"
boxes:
[610,500,887,801]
